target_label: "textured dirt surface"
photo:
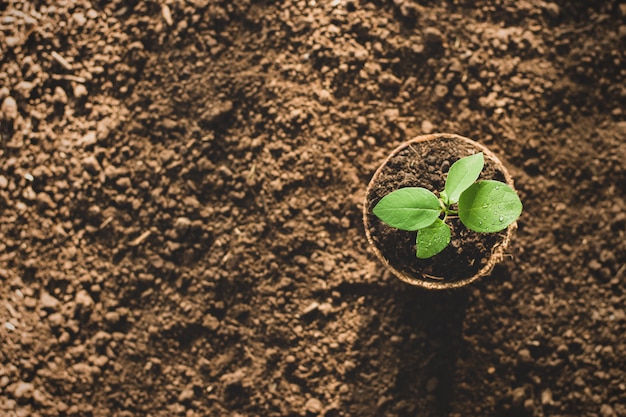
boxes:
[0,0,625,416]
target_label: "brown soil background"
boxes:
[0,1,625,416]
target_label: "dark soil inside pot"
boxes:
[365,136,510,283]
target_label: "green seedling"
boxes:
[372,152,522,259]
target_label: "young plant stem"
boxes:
[438,197,458,222]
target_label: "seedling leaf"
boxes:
[444,152,484,204]
[416,219,451,259]
[372,187,440,231]
[458,180,522,233]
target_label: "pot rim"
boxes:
[363,133,517,290]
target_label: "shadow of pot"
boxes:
[363,133,518,290]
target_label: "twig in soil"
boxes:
[129,230,151,246]
[99,217,114,230]
[161,4,173,26]
[50,51,73,71]
[246,163,256,181]
[5,302,19,318]
[422,273,444,281]
[408,144,419,155]
[244,346,257,361]
[615,264,626,281]
[501,252,515,261]
[51,74,87,83]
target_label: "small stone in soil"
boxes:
[511,387,525,406]
[13,382,34,400]
[202,314,220,331]
[434,84,448,98]
[305,397,323,414]
[178,387,195,402]
[600,404,616,417]
[40,292,60,310]
[75,289,94,309]
[302,301,319,316]
[423,27,444,45]
[426,377,439,393]
[79,131,97,147]
[1,96,18,120]
[82,156,102,175]
[53,86,68,104]
[517,348,532,364]
[541,388,553,405]
[523,398,535,412]
[74,83,88,98]
[32,389,47,405]
[390,335,403,345]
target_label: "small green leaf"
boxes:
[416,218,451,259]
[444,152,484,204]
[458,180,523,233]
[372,187,441,231]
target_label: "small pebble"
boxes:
[40,292,60,310]
[82,156,102,174]
[353,47,368,62]
[178,387,194,402]
[426,377,439,393]
[74,83,88,98]
[14,382,34,400]
[37,192,57,209]
[202,314,220,331]
[541,388,553,405]
[600,404,616,417]
[1,96,18,120]
[511,387,525,406]
[317,89,332,103]
[14,81,34,98]
[543,2,560,18]
[452,84,466,98]
[79,131,97,147]
[589,259,602,271]
[174,217,192,232]
[434,84,448,98]
[53,87,68,104]
[32,389,47,405]
[75,289,94,309]
[5,37,19,48]
[305,397,323,414]
[524,398,535,412]
[390,335,403,345]
[302,301,319,316]
[423,27,444,45]
[318,302,332,315]
[73,12,87,26]
[518,348,532,364]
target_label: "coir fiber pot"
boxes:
[363,133,518,290]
